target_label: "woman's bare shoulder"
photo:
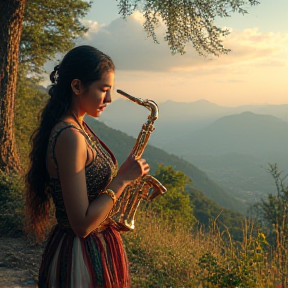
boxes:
[53,123,87,171]
[48,119,86,157]
[54,122,85,147]
[49,119,82,141]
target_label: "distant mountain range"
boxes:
[178,112,288,204]
[165,111,288,156]
[97,99,288,205]
[99,98,288,148]
[157,112,288,204]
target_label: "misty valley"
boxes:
[98,98,288,210]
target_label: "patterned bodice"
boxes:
[47,121,118,232]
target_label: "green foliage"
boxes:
[21,0,92,75]
[149,165,196,226]
[0,75,48,237]
[253,164,288,228]
[197,231,268,288]
[151,188,195,225]
[0,171,24,237]
[188,186,244,240]
[198,251,257,287]
[15,73,49,168]
[252,164,288,286]
[154,165,192,190]
[117,0,260,55]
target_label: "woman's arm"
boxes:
[55,127,148,238]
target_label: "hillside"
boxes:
[187,153,276,205]
[168,112,288,204]
[187,186,243,239]
[85,116,247,213]
[166,112,288,156]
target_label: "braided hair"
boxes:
[25,45,115,240]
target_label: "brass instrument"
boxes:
[108,89,167,232]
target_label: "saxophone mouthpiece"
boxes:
[117,89,144,105]
[116,89,129,97]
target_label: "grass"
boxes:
[123,212,280,288]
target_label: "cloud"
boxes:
[79,13,288,76]
[39,11,287,107]
[79,14,201,72]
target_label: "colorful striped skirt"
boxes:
[38,225,130,288]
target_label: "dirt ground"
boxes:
[0,237,44,288]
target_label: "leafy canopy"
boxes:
[21,0,92,75]
[117,0,260,55]
[20,0,260,76]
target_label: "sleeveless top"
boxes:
[47,121,118,232]
[38,121,131,288]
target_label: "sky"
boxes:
[47,0,288,106]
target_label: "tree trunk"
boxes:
[0,0,26,173]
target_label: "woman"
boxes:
[25,45,150,288]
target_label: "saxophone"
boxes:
[107,89,167,232]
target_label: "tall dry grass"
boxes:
[123,211,281,288]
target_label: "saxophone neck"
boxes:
[117,89,159,120]
[116,90,160,159]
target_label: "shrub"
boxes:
[0,171,25,237]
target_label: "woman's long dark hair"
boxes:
[25,45,115,240]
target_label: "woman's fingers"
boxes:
[143,164,150,175]
[137,158,150,175]
[118,156,150,181]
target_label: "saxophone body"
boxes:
[108,90,167,232]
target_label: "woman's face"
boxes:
[79,71,115,118]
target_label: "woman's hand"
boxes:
[116,153,150,184]
[106,153,150,199]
